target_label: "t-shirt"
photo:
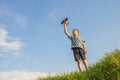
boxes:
[68,35,85,49]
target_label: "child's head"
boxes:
[72,28,79,36]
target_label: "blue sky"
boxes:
[0,0,120,73]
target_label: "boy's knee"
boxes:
[77,60,81,64]
[83,60,88,64]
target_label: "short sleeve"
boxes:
[68,35,72,39]
[81,37,85,43]
[82,40,85,43]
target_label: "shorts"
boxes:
[72,47,86,61]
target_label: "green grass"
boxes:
[37,49,120,80]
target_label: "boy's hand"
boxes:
[85,50,87,54]
[64,22,69,26]
[83,48,87,54]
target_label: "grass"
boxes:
[37,49,120,80]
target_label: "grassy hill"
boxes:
[37,49,120,80]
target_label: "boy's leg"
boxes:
[77,60,82,72]
[79,48,88,70]
[82,59,88,70]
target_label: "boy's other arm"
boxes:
[63,22,70,37]
[82,42,87,54]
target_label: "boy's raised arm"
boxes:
[63,22,70,37]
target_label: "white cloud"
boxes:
[0,27,25,56]
[48,10,60,21]
[0,2,28,27]
[0,70,64,80]
[0,70,49,80]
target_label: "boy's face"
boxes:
[72,29,79,36]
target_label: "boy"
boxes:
[63,21,88,72]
